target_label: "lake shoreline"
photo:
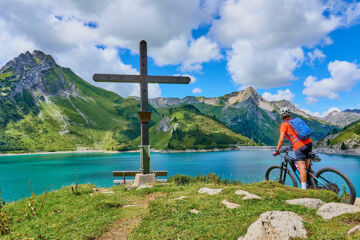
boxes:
[0,146,276,156]
[1,146,360,156]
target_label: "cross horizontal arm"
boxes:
[93,74,190,84]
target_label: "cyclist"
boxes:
[273,107,313,189]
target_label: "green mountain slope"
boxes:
[0,51,160,152]
[128,104,257,150]
[317,120,360,152]
[150,88,337,145]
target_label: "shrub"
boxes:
[340,142,347,150]
[0,190,10,235]
[168,174,191,185]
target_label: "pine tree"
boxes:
[340,142,347,150]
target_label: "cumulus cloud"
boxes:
[300,107,341,118]
[307,48,326,65]
[0,0,220,97]
[192,88,202,94]
[262,89,295,102]
[303,60,360,102]
[210,0,350,88]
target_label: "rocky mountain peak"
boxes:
[0,50,72,99]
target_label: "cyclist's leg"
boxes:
[297,160,307,189]
[295,145,308,189]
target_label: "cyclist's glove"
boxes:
[273,151,279,157]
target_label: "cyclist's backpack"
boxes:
[285,117,312,140]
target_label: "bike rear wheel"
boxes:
[265,165,298,187]
[315,167,356,205]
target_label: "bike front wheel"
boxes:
[315,167,356,205]
[265,165,298,187]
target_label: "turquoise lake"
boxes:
[0,151,359,202]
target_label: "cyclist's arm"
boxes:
[276,131,285,152]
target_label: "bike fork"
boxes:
[279,161,288,184]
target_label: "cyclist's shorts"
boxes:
[295,142,313,161]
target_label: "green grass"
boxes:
[2,179,359,239]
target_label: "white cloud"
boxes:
[262,89,295,102]
[227,40,304,88]
[300,107,341,118]
[210,0,353,88]
[307,48,326,64]
[303,60,360,102]
[192,88,202,94]
[0,0,220,97]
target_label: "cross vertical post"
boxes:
[93,40,190,180]
[139,40,150,174]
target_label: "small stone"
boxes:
[102,191,115,194]
[222,199,240,209]
[238,211,307,240]
[317,202,360,220]
[235,190,261,200]
[198,187,224,195]
[286,198,324,209]
[136,185,153,190]
[123,205,137,208]
[348,225,360,235]
[173,196,188,200]
[190,209,199,214]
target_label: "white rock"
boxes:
[348,225,360,235]
[355,198,360,207]
[123,205,137,208]
[238,211,307,240]
[190,209,199,214]
[285,198,325,209]
[317,202,360,220]
[136,185,153,190]
[235,190,261,200]
[198,187,224,195]
[173,196,188,200]
[222,199,240,209]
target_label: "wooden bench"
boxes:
[113,171,168,184]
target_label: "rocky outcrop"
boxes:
[348,225,360,235]
[238,211,307,240]
[317,202,360,220]
[285,198,325,209]
[322,110,360,127]
[198,187,224,195]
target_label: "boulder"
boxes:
[238,211,307,240]
[317,202,360,220]
[198,187,224,195]
[355,198,360,207]
[285,198,325,209]
[235,190,261,200]
[348,225,360,235]
[222,199,240,209]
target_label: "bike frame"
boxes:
[279,152,321,187]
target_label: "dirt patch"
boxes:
[342,216,360,225]
[97,192,166,240]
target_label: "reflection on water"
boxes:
[0,151,359,202]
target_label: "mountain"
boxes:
[150,87,337,145]
[322,110,360,127]
[344,109,360,114]
[0,50,161,152]
[127,104,256,150]
[316,119,360,154]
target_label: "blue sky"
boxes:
[0,0,360,117]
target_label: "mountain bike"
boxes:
[265,146,356,205]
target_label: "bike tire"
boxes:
[265,165,298,187]
[315,167,356,205]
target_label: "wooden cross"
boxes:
[93,40,190,174]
